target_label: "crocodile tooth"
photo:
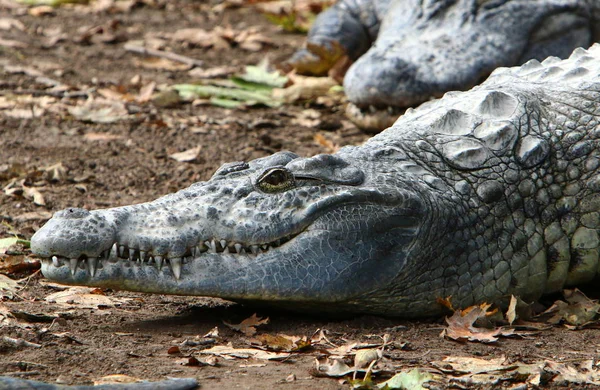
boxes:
[155,255,163,270]
[234,243,243,254]
[220,240,227,250]
[52,256,59,267]
[250,245,259,255]
[223,247,230,254]
[209,240,217,253]
[69,258,78,275]
[118,245,125,258]
[170,258,182,280]
[139,250,147,262]
[87,257,98,277]
[261,244,268,251]
[110,243,117,258]
[190,246,197,257]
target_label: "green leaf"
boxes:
[235,64,288,88]
[173,84,281,107]
[0,237,19,254]
[377,369,434,389]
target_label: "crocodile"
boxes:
[286,0,600,131]
[31,45,600,317]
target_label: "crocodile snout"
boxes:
[31,208,116,259]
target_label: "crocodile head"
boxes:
[342,0,595,131]
[31,151,428,313]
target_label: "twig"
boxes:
[1,336,42,349]
[124,44,203,67]
[0,89,90,98]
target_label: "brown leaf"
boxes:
[313,133,338,153]
[506,295,517,325]
[252,334,311,352]
[94,375,142,386]
[223,313,269,336]
[0,18,25,31]
[188,66,238,79]
[542,289,600,327]
[133,57,191,71]
[45,287,131,308]
[137,81,156,103]
[167,346,181,355]
[23,186,45,206]
[199,344,289,360]
[272,74,338,103]
[441,303,514,343]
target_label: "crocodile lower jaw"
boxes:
[39,233,299,281]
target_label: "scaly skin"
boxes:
[287,0,600,132]
[32,45,600,317]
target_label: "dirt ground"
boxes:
[1,1,600,389]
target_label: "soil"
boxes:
[0,1,599,389]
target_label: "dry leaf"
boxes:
[94,375,143,385]
[313,133,338,153]
[137,81,156,103]
[189,66,238,79]
[0,274,19,299]
[83,132,124,141]
[45,287,131,308]
[542,289,600,327]
[0,18,25,31]
[224,313,269,336]
[169,146,202,163]
[252,334,311,352]
[272,74,337,103]
[133,57,191,71]
[22,186,45,206]
[69,99,129,123]
[441,303,514,343]
[199,345,289,360]
[506,295,517,325]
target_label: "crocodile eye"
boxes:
[256,167,295,193]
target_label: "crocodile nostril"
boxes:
[56,208,91,219]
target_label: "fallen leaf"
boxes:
[224,313,269,336]
[13,211,53,222]
[0,18,25,31]
[377,369,435,389]
[94,375,142,385]
[189,66,238,79]
[433,356,514,375]
[543,289,600,327]
[272,74,338,103]
[0,274,19,299]
[22,185,45,206]
[169,146,202,163]
[354,348,381,369]
[167,346,181,355]
[252,334,311,352]
[137,81,156,103]
[83,132,124,141]
[232,62,288,89]
[45,287,131,308]
[69,99,130,123]
[133,57,191,71]
[506,295,517,325]
[0,237,19,254]
[199,345,289,360]
[441,303,514,343]
[313,133,338,153]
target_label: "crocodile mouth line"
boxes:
[40,232,301,280]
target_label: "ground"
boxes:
[1,1,599,389]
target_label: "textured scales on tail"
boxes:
[31,45,600,317]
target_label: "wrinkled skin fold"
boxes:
[33,45,600,317]
[287,0,600,131]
